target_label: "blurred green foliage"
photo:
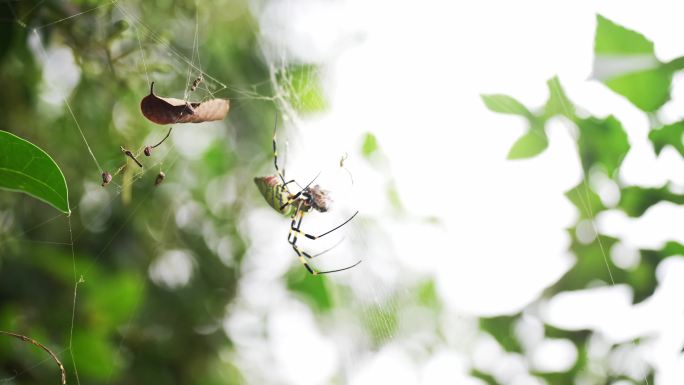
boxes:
[479,315,522,353]
[481,76,576,160]
[361,132,378,158]
[481,13,684,384]
[480,10,684,384]
[0,0,267,384]
[649,121,684,157]
[286,268,333,313]
[278,65,328,114]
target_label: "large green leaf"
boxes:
[595,15,654,55]
[593,15,671,111]
[576,116,630,176]
[0,130,70,215]
[603,68,672,112]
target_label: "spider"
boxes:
[254,115,361,275]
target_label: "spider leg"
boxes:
[271,113,320,212]
[288,209,345,259]
[272,113,293,193]
[288,208,361,275]
[287,202,305,246]
[292,211,360,240]
[308,237,346,259]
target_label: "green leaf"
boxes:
[552,232,660,302]
[507,130,548,159]
[481,94,531,117]
[649,121,684,157]
[576,116,630,176]
[544,76,575,119]
[619,185,684,217]
[565,183,605,219]
[0,130,70,215]
[603,68,671,112]
[593,15,671,111]
[661,241,684,256]
[361,132,378,158]
[551,233,620,292]
[595,15,654,55]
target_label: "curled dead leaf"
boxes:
[140,82,229,125]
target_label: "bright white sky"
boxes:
[254,0,684,384]
[262,0,684,306]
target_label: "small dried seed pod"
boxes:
[101,171,113,187]
[144,146,152,156]
[154,171,166,186]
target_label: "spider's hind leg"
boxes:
[293,211,360,240]
[287,208,361,275]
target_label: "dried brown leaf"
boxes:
[140,82,229,125]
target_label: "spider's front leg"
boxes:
[271,113,295,195]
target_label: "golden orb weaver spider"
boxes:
[254,115,361,275]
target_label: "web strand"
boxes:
[552,82,647,384]
[67,216,82,385]
[32,0,118,30]
[31,29,104,174]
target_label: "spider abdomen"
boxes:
[254,175,297,217]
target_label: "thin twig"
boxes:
[0,331,66,385]
[120,146,143,168]
[151,127,173,148]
